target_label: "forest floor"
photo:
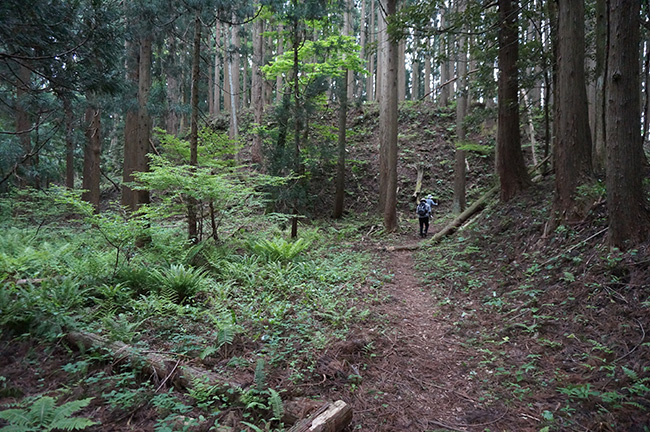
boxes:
[2,186,650,431]
[306,181,650,432]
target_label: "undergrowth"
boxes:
[0,199,373,431]
[415,184,650,431]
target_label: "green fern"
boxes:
[248,237,311,263]
[268,388,284,420]
[254,358,266,392]
[199,325,236,360]
[0,396,97,431]
[150,264,209,302]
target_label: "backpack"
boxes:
[417,202,429,217]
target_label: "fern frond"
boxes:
[49,417,98,431]
[199,346,219,360]
[0,408,33,426]
[254,359,266,392]
[217,325,235,347]
[29,396,55,425]
[268,388,284,420]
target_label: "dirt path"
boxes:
[338,245,506,432]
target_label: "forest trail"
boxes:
[345,243,507,432]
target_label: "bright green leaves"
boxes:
[261,35,366,84]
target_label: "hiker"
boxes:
[416,198,431,238]
[426,194,437,210]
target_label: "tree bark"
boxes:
[63,96,75,189]
[439,8,450,106]
[367,0,376,101]
[453,3,468,214]
[553,0,593,221]
[15,63,33,187]
[333,75,348,219]
[187,13,201,243]
[251,18,264,166]
[82,101,101,211]
[606,0,650,247]
[287,400,352,432]
[122,36,152,212]
[214,22,222,115]
[592,0,607,173]
[381,0,399,232]
[496,0,530,202]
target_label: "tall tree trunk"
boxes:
[187,13,202,243]
[166,35,180,135]
[229,21,240,140]
[553,0,593,221]
[63,96,75,188]
[592,0,607,173]
[15,64,33,187]
[345,0,355,102]
[122,36,152,212]
[251,18,264,166]
[439,9,450,106]
[82,100,101,211]
[276,24,284,103]
[367,0,376,101]
[412,57,420,100]
[381,0,399,232]
[424,44,431,100]
[360,0,368,100]
[376,2,385,104]
[606,0,649,247]
[496,0,530,202]
[398,39,406,102]
[377,0,387,210]
[290,12,303,239]
[334,74,348,219]
[208,30,215,116]
[453,7,468,214]
[214,21,222,115]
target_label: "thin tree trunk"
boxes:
[439,9,450,106]
[166,35,180,135]
[334,75,348,219]
[367,0,376,101]
[82,100,101,211]
[382,0,399,232]
[276,24,284,103]
[424,51,431,100]
[592,0,607,173]
[214,22,222,115]
[64,96,75,188]
[15,64,33,187]
[251,18,264,165]
[453,11,468,214]
[188,13,201,243]
[412,57,420,100]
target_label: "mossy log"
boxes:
[65,330,351,430]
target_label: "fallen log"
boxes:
[412,165,424,199]
[287,400,352,432]
[430,185,498,243]
[66,331,239,396]
[66,330,352,431]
